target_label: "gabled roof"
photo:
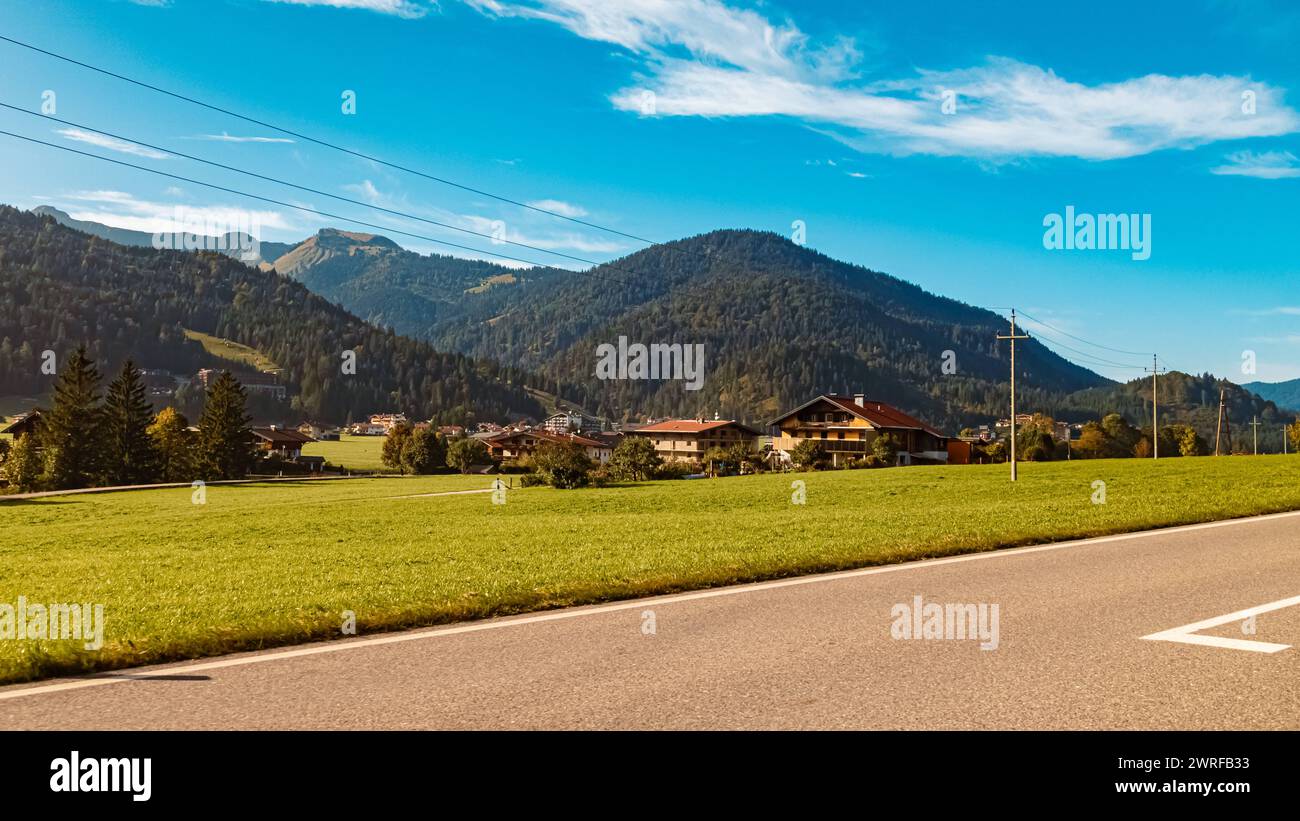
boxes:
[486,428,607,449]
[251,427,315,445]
[1,409,43,436]
[630,419,761,436]
[769,395,946,438]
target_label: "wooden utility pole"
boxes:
[997,309,1029,481]
[1144,355,1165,459]
[1250,416,1261,455]
[1214,387,1232,455]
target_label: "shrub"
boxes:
[519,472,546,488]
[533,441,592,489]
[790,439,829,470]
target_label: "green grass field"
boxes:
[300,433,388,471]
[2,456,1299,684]
[183,328,279,372]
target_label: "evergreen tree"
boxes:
[99,360,159,485]
[40,345,102,489]
[197,371,254,480]
[148,406,195,482]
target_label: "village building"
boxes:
[0,409,43,442]
[625,418,761,463]
[250,426,316,459]
[485,428,612,464]
[540,410,605,434]
[769,394,949,467]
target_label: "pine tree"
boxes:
[197,371,254,480]
[148,406,195,482]
[40,345,102,489]
[99,360,159,485]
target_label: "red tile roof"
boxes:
[632,419,760,435]
[772,395,947,438]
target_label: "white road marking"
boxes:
[1141,594,1300,653]
[3,508,1300,702]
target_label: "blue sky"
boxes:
[1,0,1298,381]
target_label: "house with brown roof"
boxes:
[485,428,612,464]
[625,418,761,463]
[1,409,44,441]
[251,426,316,459]
[769,393,949,467]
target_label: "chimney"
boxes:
[853,394,865,407]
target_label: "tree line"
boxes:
[0,346,255,493]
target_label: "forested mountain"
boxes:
[267,228,565,336]
[409,229,1111,429]
[1064,371,1291,453]
[32,206,296,268]
[1242,378,1300,414]
[0,207,543,425]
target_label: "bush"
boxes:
[790,439,829,470]
[445,437,488,474]
[402,427,447,474]
[653,460,696,480]
[519,472,546,488]
[498,457,534,474]
[533,441,592,489]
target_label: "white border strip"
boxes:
[4,508,1300,702]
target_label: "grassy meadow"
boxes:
[2,456,1300,683]
[300,433,388,472]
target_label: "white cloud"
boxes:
[56,128,169,160]
[1211,149,1300,178]
[261,0,432,17]
[57,190,294,234]
[469,0,1300,161]
[191,132,296,144]
[526,198,588,217]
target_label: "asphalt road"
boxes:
[4,511,1300,729]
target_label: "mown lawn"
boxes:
[300,433,389,472]
[2,456,1299,683]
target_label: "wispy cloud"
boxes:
[1211,149,1300,178]
[56,190,294,234]
[190,132,296,144]
[468,0,1300,161]
[56,128,169,160]
[1232,306,1300,316]
[526,198,588,218]
[261,0,432,18]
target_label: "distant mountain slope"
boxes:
[31,206,297,268]
[0,206,542,425]
[269,228,565,335]
[415,229,1112,429]
[1243,378,1300,413]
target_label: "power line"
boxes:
[1014,317,1148,370]
[0,101,647,275]
[0,128,641,288]
[1015,309,1152,357]
[0,33,709,262]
